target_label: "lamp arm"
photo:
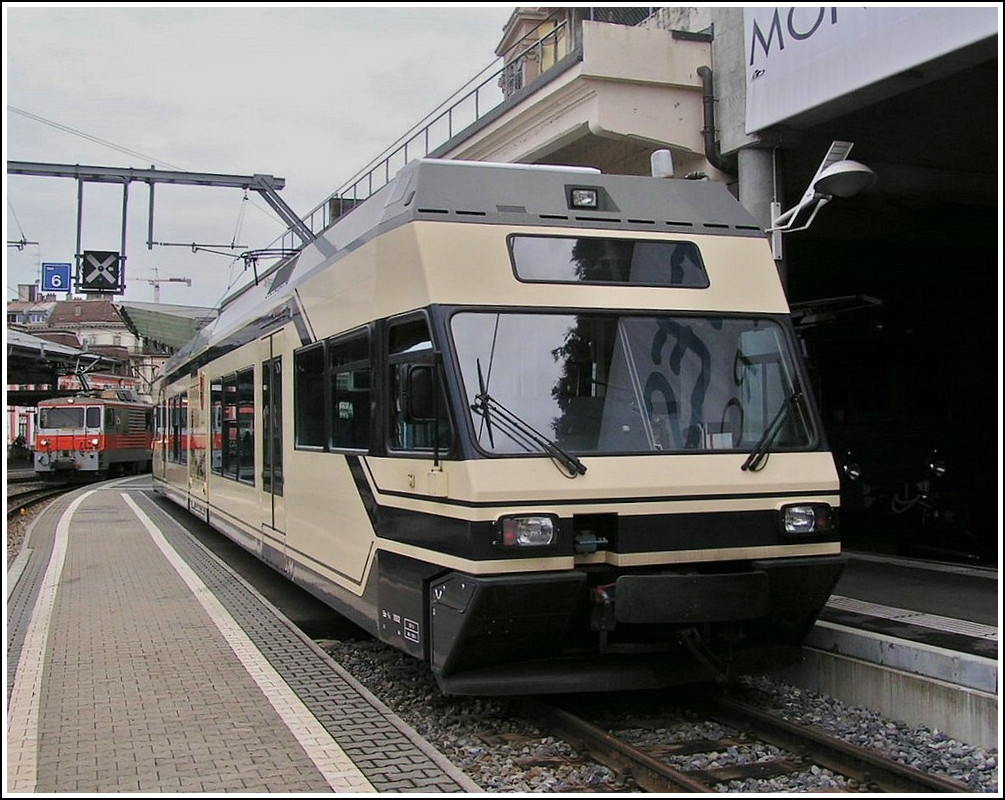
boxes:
[766,194,831,233]
[767,204,799,231]
[784,195,830,233]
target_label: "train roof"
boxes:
[159,160,767,381]
[360,158,762,233]
[37,389,148,405]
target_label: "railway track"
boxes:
[524,694,973,793]
[7,482,72,520]
[8,473,44,485]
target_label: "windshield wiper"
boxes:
[471,386,588,479]
[475,359,495,448]
[741,389,803,472]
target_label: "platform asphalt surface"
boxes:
[5,477,479,793]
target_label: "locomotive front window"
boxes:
[509,235,709,288]
[38,407,84,429]
[451,312,814,456]
[86,407,102,428]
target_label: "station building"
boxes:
[367,6,998,561]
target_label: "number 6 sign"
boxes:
[41,262,72,293]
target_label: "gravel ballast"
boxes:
[323,637,999,793]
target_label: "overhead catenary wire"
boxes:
[8,105,187,171]
[7,196,30,243]
[231,190,249,249]
[8,105,298,306]
[10,104,290,232]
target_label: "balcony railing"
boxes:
[273,8,663,255]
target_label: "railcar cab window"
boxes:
[388,317,453,453]
[293,328,372,452]
[509,235,709,287]
[451,313,813,456]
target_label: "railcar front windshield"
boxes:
[451,312,814,455]
[38,407,86,430]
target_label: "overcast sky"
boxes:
[4,3,516,307]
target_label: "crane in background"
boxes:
[139,267,191,303]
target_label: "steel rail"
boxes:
[706,695,973,793]
[522,700,714,792]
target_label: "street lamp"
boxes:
[768,141,876,260]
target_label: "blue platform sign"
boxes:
[41,262,73,293]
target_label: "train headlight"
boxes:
[495,515,557,547]
[90,438,100,447]
[39,438,49,447]
[569,188,598,209]
[779,503,833,536]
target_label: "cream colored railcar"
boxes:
[153,160,844,695]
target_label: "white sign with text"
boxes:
[744,6,998,133]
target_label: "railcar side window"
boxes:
[214,369,255,483]
[509,235,709,288]
[222,376,239,478]
[388,318,453,453]
[294,343,326,448]
[329,333,371,450]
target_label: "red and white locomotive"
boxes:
[33,390,154,479]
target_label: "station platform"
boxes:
[6,476,998,791]
[6,476,479,793]
[778,550,998,749]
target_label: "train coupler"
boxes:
[589,582,617,631]
[678,627,731,686]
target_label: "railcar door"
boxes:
[187,372,209,521]
[261,342,286,549]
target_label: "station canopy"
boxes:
[115,301,216,351]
